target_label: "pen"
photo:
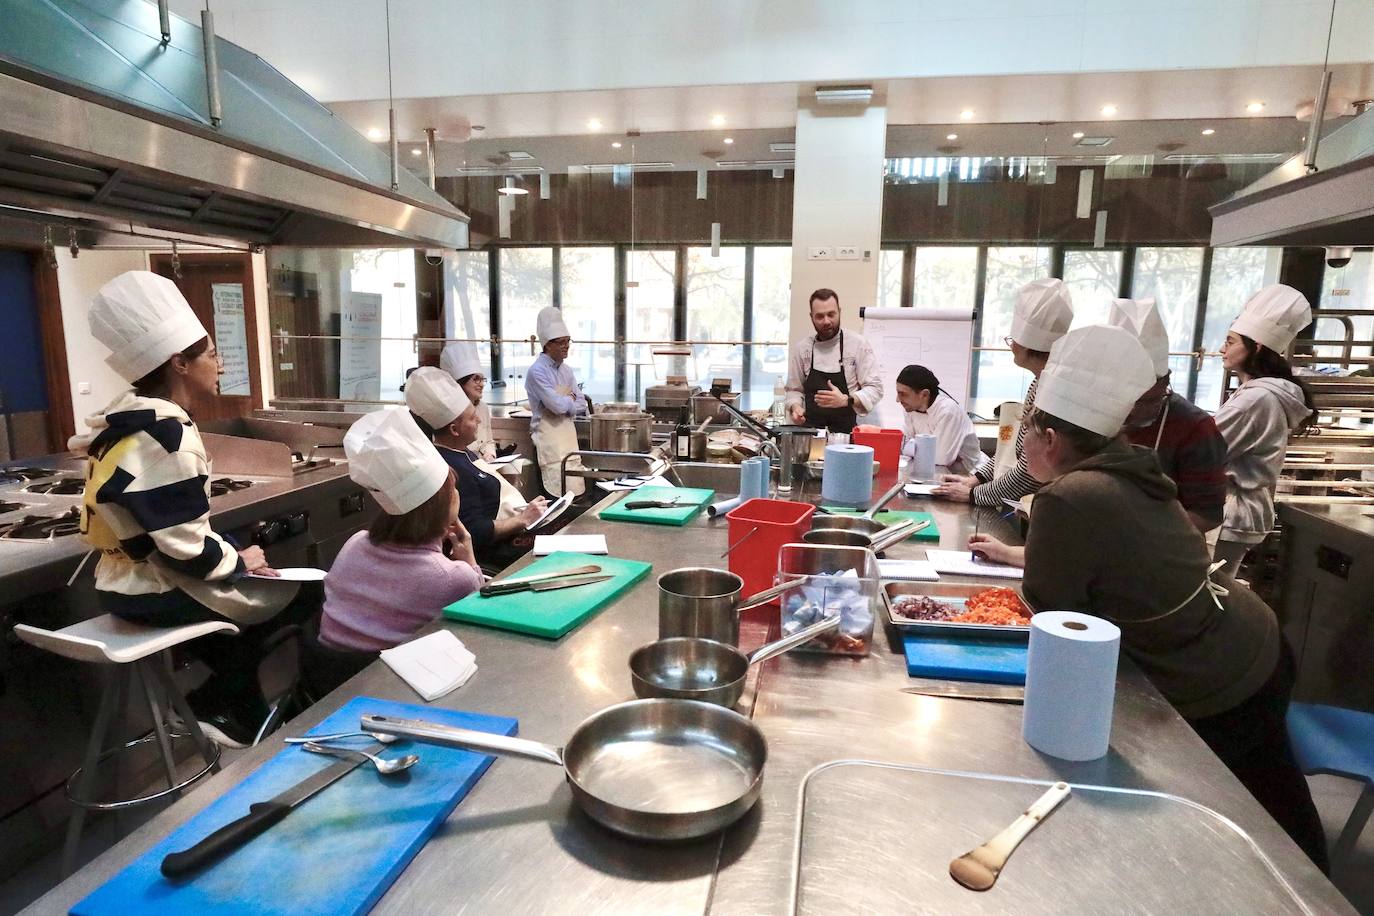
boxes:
[971,512,980,562]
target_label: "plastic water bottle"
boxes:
[769,381,787,426]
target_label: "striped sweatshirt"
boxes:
[79,392,293,624]
[971,379,1045,507]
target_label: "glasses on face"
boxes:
[1003,336,1015,348]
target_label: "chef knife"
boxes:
[624,498,683,510]
[901,684,1025,704]
[160,742,385,878]
[480,574,613,597]
[479,564,601,596]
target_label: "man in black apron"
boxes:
[785,288,882,434]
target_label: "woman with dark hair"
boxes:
[80,271,313,747]
[319,409,482,652]
[1213,285,1316,576]
[441,341,496,461]
[894,364,984,476]
[969,324,1329,873]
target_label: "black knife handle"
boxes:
[161,800,291,879]
[479,580,527,597]
[624,501,660,510]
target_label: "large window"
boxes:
[878,248,904,308]
[560,247,617,401]
[444,250,491,342]
[1064,249,1123,327]
[974,246,1052,417]
[1131,247,1205,385]
[1197,247,1279,409]
[912,246,977,313]
[497,247,553,388]
[686,246,747,391]
[751,247,792,406]
[625,249,678,401]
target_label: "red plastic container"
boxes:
[725,498,816,600]
[851,427,904,477]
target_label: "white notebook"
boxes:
[526,491,574,531]
[877,559,939,582]
[924,549,1025,580]
[378,630,477,702]
[904,483,938,497]
[533,534,608,556]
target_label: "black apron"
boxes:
[803,331,856,434]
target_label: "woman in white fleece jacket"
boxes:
[79,272,315,746]
[1214,285,1317,577]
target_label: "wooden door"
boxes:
[150,253,263,422]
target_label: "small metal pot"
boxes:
[658,567,801,645]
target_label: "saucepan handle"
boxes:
[747,614,842,667]
[736,576,806,614]
[362,714,564,767]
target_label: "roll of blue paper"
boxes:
[1022,611,1121,761]
[820,444,874,509]
[912,434,938,482]
[739,456,770,500]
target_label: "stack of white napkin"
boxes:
[379,630,478,702]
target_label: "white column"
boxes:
[788,104,887,343]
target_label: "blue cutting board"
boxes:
[71,697,517,916]
[903,634,1028,685]
[598,486,715,526]
[442,551,652,639]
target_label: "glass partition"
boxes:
[751,246,792,405]
[1131,247,1205,383]
[686,246,747,391]
[560,246,617,401]
[625,249,678,400]
[912,246,977,312]
[877,249,904,308]
[1064,249,1123,327]
[496,247,553,389]
[973,246,1052,417]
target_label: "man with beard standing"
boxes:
[784,288,883,434]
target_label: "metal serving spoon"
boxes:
[284,730,398,745]
[301,741,419,776]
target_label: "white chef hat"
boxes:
[344,408,450,515]
[1230,284,1312,352]
[536,306,570,346]
[440,341,485,381]
[1035,325,1156,437]
[1009,279,1074,352]
[404,367,470,431]
[1105,297,1170,377]
[89,271,210,382]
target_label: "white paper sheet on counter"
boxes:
[877,559,939,581]
[924,549,1024,580]
[379,630,477,702]
[533,534,608,555]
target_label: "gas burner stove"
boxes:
[25,478,85,496]
[0,508,81,541]
[210,478,255,498]
[0,467,58,483]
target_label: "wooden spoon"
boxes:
[949,782,1071,891]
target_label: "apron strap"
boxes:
[1129,560,1230,624]
[1152,394,1171,453]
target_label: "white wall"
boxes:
[54,248,149,436]
[168,0,1374,104]
[788,105,887,343]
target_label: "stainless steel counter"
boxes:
[25,486,1351,914]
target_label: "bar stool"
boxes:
[13,614,238,875]
[1287,701,1374,875]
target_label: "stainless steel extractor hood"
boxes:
[1210,106,1374,247]
[0,0,468,250]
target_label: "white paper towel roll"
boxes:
[707,497,742,518]
[1022,611,1121,761]
[911,434,937,481]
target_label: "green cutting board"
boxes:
[598,486,715,526]
[819,508,941,542]
[442,552,652,639]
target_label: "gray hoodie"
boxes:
[1212,378,1311,544]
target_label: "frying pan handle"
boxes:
[361,714,563,767]
[870,519,923,553]
[747,614,841,666]
[864,479,907,519]
[736,576,805,614]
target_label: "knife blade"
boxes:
[160,742,385,878]
[479,564,602,596]
[901,684,1025,704]
[525,573,613,593]
[624,498,683,510]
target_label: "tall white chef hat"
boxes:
[344,408,450,515]
[89,271,210,382]
[404,367,471,431]
[1009,279,1074,352]
[440,340,485,381]
[1035,325,1156,437]
[1105,297,1170,378]
[536,306,570,346]
[1230,284,1312,352]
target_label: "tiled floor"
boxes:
[1,767,1370,915]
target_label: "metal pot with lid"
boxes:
[590,409,654,453]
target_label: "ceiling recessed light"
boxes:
[769,141,796,153]
[497,177,528,196]
[711,114,726,127]
[1072,131,1085,139]
[1246,101,1265,113]
[1100,104,1117,116]
[946,133,958,140]
[1201,128,1216,136]
[1075,135,1115,148]
[410,148,422,156]
[723,137,734,145]
[366,127,384,140]
[611,141,622,149]
[959,109,975,120]
[587,118,603,131]
[502,150,536,160]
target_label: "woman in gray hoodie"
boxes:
[1213,285,1317,577]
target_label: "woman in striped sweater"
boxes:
[933,278,1073,507]
[79,272,314,747]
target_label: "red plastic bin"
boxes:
[851,427,904,478]
[725,498,816,601]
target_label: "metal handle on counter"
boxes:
[735,577,806,613]
[747,615,841,667]
[864,479,908,520]
[870,519,923,553]
[361,714,564,767]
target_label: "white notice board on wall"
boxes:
[860,306,974,430]
[210,283,251,396]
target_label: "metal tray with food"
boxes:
[882,581,1032,642]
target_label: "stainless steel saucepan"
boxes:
[803,518,919,555]
[808,478,908,537]
[657,567,804,645]
[361,700,765,841]
[630,616,840,707]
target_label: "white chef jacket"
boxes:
[783,330,884,416]
[902,391,985,476]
